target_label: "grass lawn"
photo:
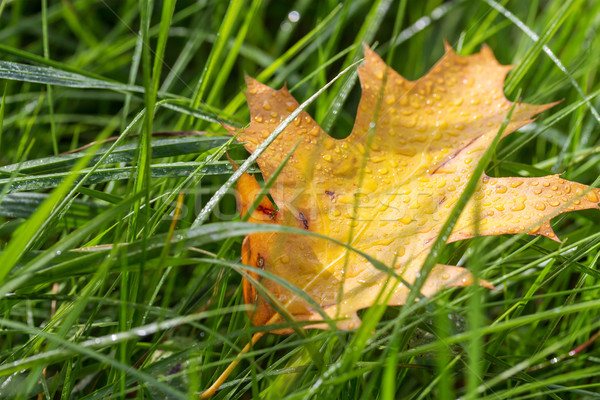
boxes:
[1,0,600,398]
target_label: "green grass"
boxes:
[1,0,600,399]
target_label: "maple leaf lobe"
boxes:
[233,44,600,332]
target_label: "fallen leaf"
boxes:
[229,44,600,332]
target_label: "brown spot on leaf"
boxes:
[256,254,264,268]
[257,205,277,220]
[298,212,309,230]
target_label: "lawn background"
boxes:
[1,0,600,399]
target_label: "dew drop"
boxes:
[288,10,300,22]
[510,181,523,188]
[400,117,417,128]
[511,198,526,211]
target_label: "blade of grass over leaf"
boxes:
[192,60,361,227]
[409,99,519,312]
[315,74,521,400]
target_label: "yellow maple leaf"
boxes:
[230,44,600,332]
